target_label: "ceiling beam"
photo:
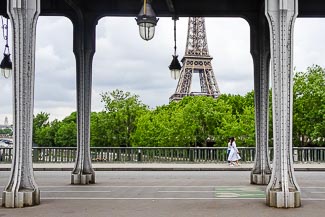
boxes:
[166,0,175,14]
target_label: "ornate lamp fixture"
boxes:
[0,16,12,79]
[169,17,181,80]
[135,0,159,41]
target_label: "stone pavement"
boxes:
[0,162,324,171]
[0,170,325,217]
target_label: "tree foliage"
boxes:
[31,65,324,147]
[293,65,325,146]
[0,128,12,136]
[33,112,51,146]
[100,89,149,147]
[90,111,109,147]
[132,96,255,147]
[33,112,77,147]
[54,112,77,147]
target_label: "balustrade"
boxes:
[1,147,324,163]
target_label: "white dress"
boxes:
[227,141,241,162]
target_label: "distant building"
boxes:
[1,117,12,130]
[4,116,8,126]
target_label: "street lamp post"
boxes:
[169,17,182,80]
[0,16,12,78]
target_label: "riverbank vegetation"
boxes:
[30,65,324,147]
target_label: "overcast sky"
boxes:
[1,17,325,124]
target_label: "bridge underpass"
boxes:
[0,171,324,217]
[1,0,325,208]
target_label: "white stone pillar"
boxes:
[2,0,40,208]
[66,0,96,185]
[250,10,272,185]
[265,0,301,208]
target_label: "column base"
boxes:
[2,189,40,208]
[250,173,271,185]
[266,189,301,208]
[71,172,95,185]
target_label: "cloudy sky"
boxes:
[1,16,325,124]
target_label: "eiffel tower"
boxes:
[170,17,221,102]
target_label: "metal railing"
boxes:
[0,147,325,163]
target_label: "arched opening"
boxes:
[35,16,75,121]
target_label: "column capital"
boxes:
[266,0,298,12]
[8,0,40,10]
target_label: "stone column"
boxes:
[249,10,272,185]
[265,0,301,208]
[2,0,40,208]
[66,0,96,184]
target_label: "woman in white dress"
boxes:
[227,137,241,166]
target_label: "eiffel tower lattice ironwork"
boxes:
[170,17,221,102]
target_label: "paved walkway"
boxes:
[1,170,325,217]
[0,162,324,171]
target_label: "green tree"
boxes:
[236,106,256,146]
[244,90,255,108]
[54,112,77,147]
[213,99,254,147]
[90,111,109,147]
[180,96,225,147]
[0,128,13,136]
[100,89,149,147]
[218,94,249,117]
[132,104,181,147]
[132,96,240,147]
[293,65,325,146]
[33,112,50,146]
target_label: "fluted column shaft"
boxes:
[2,0,40,208]
[66,0,96,185]
[265,0,301,208]
[250,8,272,185]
